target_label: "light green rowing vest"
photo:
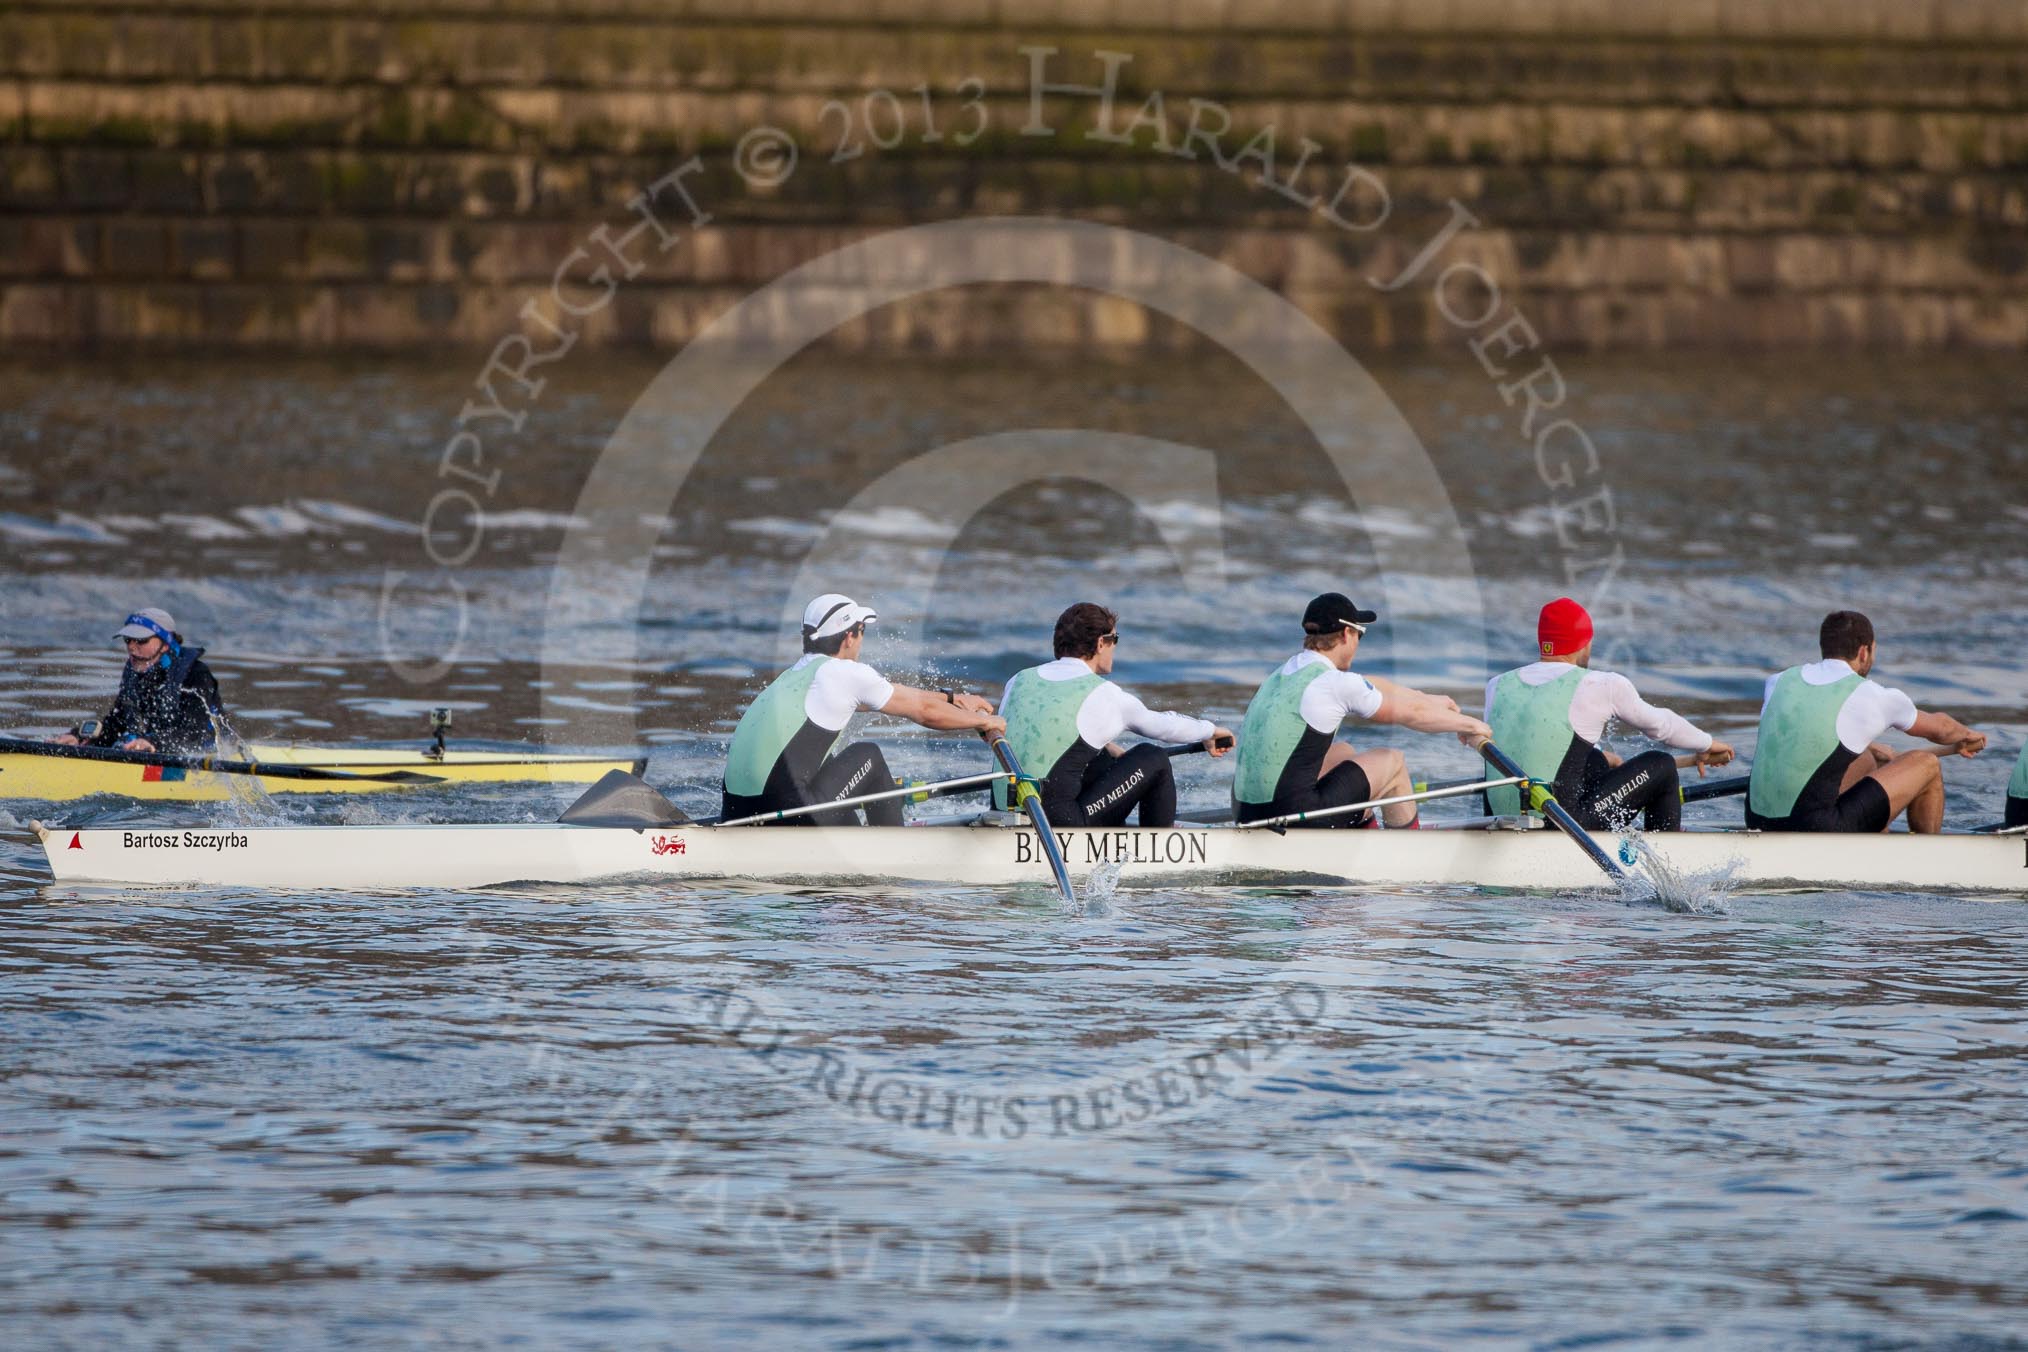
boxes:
[1233,659,1331,806]
[1484,666,1585,815]
[1748,665,1862,819]
[993,666,1103,809]
[724,656,834,797]
[2009,741,2028,801]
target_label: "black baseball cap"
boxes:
[1301,592,1377,633]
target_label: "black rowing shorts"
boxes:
[1234,760,1373,829]
[1746,775,1891,833]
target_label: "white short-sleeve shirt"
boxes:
[796,655,895,731]
[1759,658,1918,754]
[1278,651,1385,731]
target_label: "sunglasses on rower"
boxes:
[1098,632,1120,646]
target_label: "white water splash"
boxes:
[1614,833,1741,915]
[1076,861,1122,916]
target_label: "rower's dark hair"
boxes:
[1053,602,1118,660]
[803,622,863,657]
[1819,610,1875,660]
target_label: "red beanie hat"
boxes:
[1537,597,1593,657]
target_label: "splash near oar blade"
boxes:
[1476,741,1627,882]
[984,735,1075,903]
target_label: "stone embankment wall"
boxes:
[3,0,2025,349]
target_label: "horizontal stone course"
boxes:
[7,1,2027,42]
[6,278,2023,348]
[5,215,2019,297]
[6,15,2027,112]
[18,82,2028,176]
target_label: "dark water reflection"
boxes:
[2,350,2026,1346]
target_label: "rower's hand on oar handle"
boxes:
[1204,728,1235,758]
[1951,730,1987,758]
[951,691,996,715]
[1692,741,1735,776]
[1455,719,1493,750]
[121,737,156,753]
[975,713,1007,738]
[50,732,82,746]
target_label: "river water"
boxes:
[2,349,2025,1347]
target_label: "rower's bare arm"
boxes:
[1367,678,1492,740]
[1908,711,1985,757]
[882,685,1005,735]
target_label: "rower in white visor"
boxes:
[720,594,1004,825]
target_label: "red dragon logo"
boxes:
[649,834,687,856]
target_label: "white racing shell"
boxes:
[33,819,2028,895]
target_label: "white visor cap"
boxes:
[802,593,877,640]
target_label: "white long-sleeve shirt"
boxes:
[1485,662,1712,751]
[1000,657,1217,749]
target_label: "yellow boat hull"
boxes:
[0,744,646,803]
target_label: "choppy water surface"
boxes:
[2,350,2026,1347]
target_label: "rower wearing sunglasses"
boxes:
[1233,593,1491,829]
[50,606,229,755]
[993,602,1234,829]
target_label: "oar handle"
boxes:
[1682,775,1750,804]
[1475,741,1626,881]
[1165,734,1234,758]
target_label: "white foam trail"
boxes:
[724,516,826,539]
[160,513,251,540]
[295,499,420,534]
[234,505,333,537]
[830,506,950,541]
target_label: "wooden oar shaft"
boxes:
[712,770,1012,828]
[1236,777,1525,831]
[0,735,444,784]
